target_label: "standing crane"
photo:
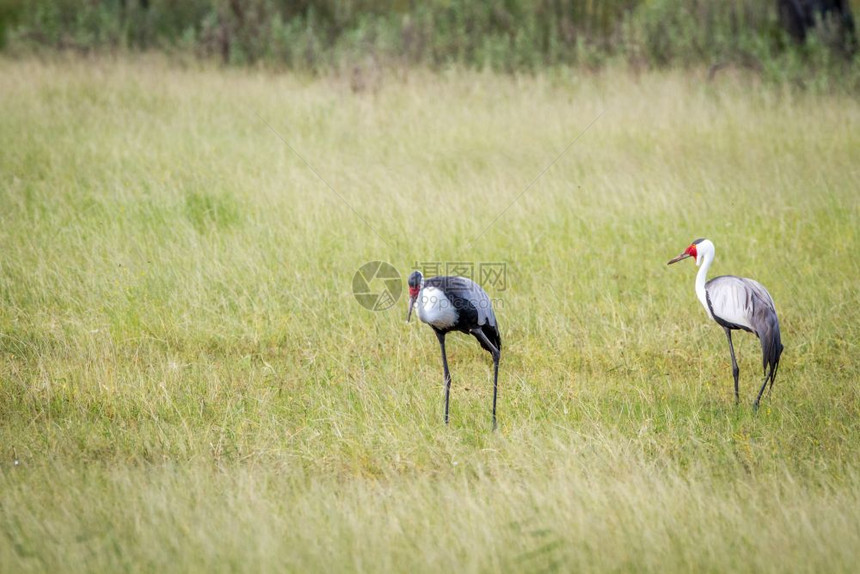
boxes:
[668,238,784,409]
[406,271,501,429]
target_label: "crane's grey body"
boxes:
[706,275,784,405]
[669,239,784,409]
[407,272,501,429]
[705,275,779,337]
[417,276,497,333]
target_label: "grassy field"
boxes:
[0,57,859,572]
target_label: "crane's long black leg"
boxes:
[725,328,740,404]
[491,353,499,431]
[471,329,501,431]
[753,364,772,412]
[435,330,452,425]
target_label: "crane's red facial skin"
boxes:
[686,244,698,259]
[406,287,420,322]
[668,244,695,265]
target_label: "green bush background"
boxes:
[0,0,857,85]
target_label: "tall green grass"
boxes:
[0,58,859,572]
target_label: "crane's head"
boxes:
[406,270,423,323]
[668,238,712,267]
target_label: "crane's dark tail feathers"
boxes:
[760,311,784,396]
[476,324,502,356]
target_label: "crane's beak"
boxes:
[667,252,691,265]
[406,293,417,323]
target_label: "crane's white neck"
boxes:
[416,285,458,329]
[694,242,715,317]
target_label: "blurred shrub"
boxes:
[1,0,857,89]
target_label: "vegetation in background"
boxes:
[0,58,858,572]
[0,0,858,90]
